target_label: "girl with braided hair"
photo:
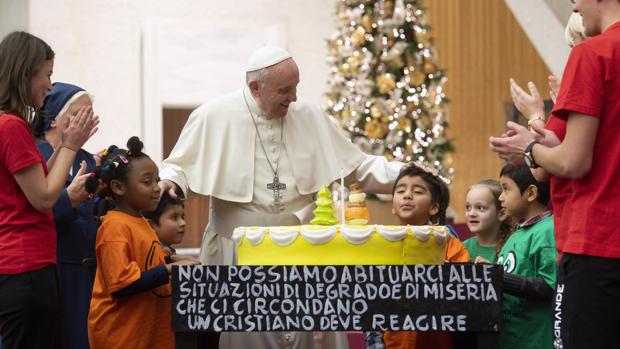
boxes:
[85,136,198,349]
[379,164,470,349]
[464,179,513,263]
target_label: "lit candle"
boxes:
[340,167,346,225]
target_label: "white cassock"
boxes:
[160,88,401,349]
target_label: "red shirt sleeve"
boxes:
[545,115,567,141]
[552,43,605,120]
[0,116,42,174]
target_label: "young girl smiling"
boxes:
[86,137,198,349]
[464,180,512,263]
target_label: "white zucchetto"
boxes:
[245,46,292,72]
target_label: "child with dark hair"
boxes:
[144,191,185,255]
[495,164,556,349]
[143,192,219,349]
[379,164,470,349]
[86,136,198,349]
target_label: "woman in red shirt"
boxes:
[0,31,97,349]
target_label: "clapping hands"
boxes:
[60,106,99,152]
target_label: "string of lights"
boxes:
[325,0,454,182]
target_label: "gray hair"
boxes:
[246,67,269,87]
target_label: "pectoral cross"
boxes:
[267,176,286,206]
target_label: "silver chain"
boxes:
[243,90,284,176]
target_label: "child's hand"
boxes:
[171,255,200,264]
[165,259,200,273]
[475,256,492,264]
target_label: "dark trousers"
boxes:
[553,253,620,349]
[56,262,96,349]
[198,332,220,348]
[0,265,60,349]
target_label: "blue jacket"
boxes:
[36,142,99,264]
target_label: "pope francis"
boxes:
[159,46,402,349]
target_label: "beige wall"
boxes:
[0,0,28,39]
[27,0,335,154]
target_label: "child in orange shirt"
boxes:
[380,164,470,349]
[86,137,198,349]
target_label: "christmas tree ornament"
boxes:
[423,61,436,74]
[364,119,388,139]
[377,73,396,94]
[361,13,374,31]
[370,103,384,119]
[350,27,366,46]
[410,69,426,86]
[397,116,412,130]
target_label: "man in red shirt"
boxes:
[490,0,620,347]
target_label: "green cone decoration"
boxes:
[310,185,338,226]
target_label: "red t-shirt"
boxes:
[0,114,56,273]
[544,116,569,253]
[551,21,620,258]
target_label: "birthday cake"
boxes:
[233,225,449,266]
[234,185,448,266]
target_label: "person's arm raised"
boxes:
[46,107,99,171]
[530,113,598,178]
[509,78,546,127]
[490,113,598,179]
[548,75,561,104]
[13,106,98,213]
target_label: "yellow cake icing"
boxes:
[233,225,449,266]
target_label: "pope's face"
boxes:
[252,58,299,118]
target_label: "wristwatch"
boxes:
[524,141,540,168]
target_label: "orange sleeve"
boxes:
[96,224,142,294]
[446,237,471,263]
[384,331,417,349]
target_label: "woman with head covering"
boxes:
[35,82,100,349]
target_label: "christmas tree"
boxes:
[326,0,454,181]
[311,185,339,226]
